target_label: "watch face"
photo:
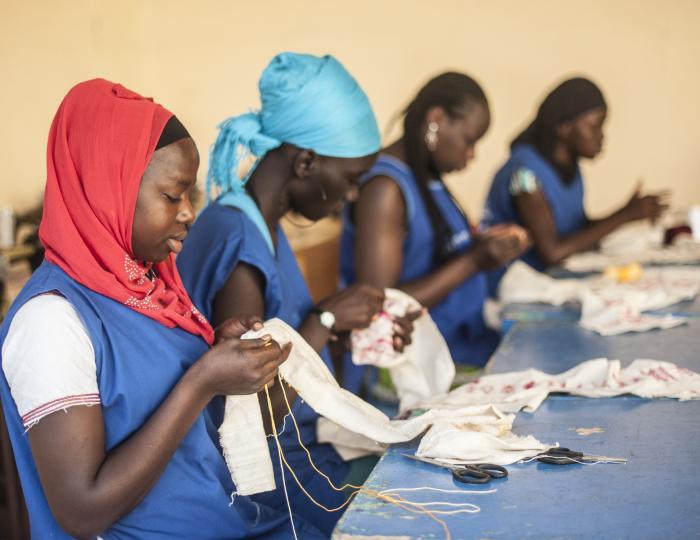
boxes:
[320,311,336,329]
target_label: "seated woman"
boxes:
[0,79,318,538]
[482,77,667,289]
[340,72,527,375]
[177,52,412,535]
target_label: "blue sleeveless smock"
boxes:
[0,262,321,538]
[340,154,498,388]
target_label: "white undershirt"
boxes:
[2,294,100,428]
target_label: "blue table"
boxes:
[491,319,700,374]
[334,320,700,539]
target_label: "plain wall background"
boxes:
[2,0,698,221]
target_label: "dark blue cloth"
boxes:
[482,144,587,293]
[340,154,498,384]
[0,262,322,539]
[177,202,349,535]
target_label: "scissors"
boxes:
[401,453,508,484]
[536,447,627,465]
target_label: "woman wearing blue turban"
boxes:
[178,52,413,535]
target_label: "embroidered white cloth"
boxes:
[220,319,548,494]
[419,358,700,413]
[317,405,550,466]
[563,222,700,272]
[221,321,700,494]
[350,288,455,410]
[499,261,700,335]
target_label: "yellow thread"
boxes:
[265,376,453,540]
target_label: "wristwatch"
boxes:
[311,308,336,331]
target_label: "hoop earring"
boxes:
[425,122,439,152]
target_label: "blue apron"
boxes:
[0,262,321,539]
[177,202,349,535]
[340,154,498,388]
[482,144,587,292]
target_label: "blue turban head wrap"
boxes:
[207,52,380,252]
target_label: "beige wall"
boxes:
[2,0,698,221]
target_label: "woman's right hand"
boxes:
[472,224,530,270]
[194,336,291,397]
[316,283,385,332]
[622,184,669,222]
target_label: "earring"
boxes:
[425,122,439,152]
[315,178,328,202]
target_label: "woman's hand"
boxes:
[391,309,423,352]
[471,224,530,270]
[621,183,669,223]
[316,283,385,332]
[195,334,291,397]
[214,314,264,343]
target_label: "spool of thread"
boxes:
[0,206,14,249]
[603,262,642,283]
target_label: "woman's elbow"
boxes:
[535,244,565,267]
[52,501,113,539]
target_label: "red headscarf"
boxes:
[39,79,215,345]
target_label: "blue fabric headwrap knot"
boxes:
[207,52,381,253]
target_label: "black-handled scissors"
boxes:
[401,453,508,484]
[536,447,627,465]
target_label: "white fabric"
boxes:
[222,319,550,494]
[350,289,455,410]
[499,261,700,335]
[219,393,277,495]
[419,358,700,413]
[317,406,550,466]
[563,222,700,272]
[2,294,99,428]
[222,321,700,494]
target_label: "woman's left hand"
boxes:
[214,314,265,343]
[391,309,423,352]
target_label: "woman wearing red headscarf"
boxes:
[0,80,324,538]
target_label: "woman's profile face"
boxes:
[288,152,378,221]
[430,101,490,175]
[567,106,607,159]
[131,138,198,262]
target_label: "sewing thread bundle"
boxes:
[262,375,493,540]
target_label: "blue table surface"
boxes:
[490,319,700,374]
[334,320,700,539]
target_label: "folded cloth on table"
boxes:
[498,261,699,335]
[419,357,700,413]
[563,222,700,272]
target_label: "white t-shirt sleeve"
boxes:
[2,294,100,428]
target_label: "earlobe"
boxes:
[425,106,447,128]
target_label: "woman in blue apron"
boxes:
[340,72,527,377]
[177,52,413,536]
[0,79,319,538]
[482,77,667,291]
